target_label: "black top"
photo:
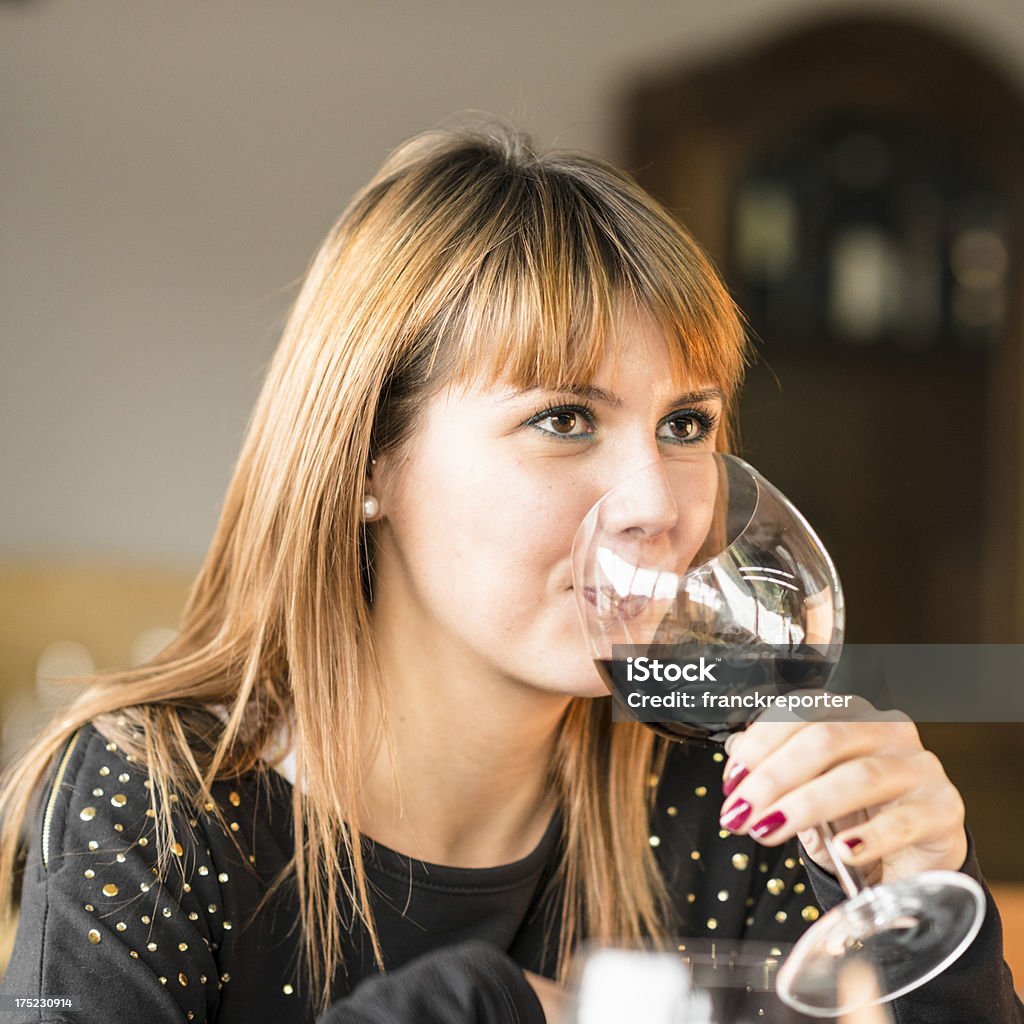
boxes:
[1,719,1019,1023]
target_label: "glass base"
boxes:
[775,870,986,1018]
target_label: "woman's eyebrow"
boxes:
[505,384,724,406]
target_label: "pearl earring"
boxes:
[362,494,380,520]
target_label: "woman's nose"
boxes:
[597,461,679,538]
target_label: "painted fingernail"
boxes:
[722,761,749,797]
[843,837,864,852]
[719,798,753,832]
[750,810,787,839]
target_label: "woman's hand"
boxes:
[718,701,968,885]
[524,969,571,1024]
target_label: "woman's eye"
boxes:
[528,406,594,438]
[659,411,716,444]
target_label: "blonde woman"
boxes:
[0,121,1018,1024]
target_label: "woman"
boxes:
[0,120,1018,1024]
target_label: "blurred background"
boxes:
[3,0,1024,986]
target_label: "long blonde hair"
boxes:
[0,117,749,1016]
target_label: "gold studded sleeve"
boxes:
[0,723,225,1023]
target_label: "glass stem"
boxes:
[815,821,865,899]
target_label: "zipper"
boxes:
[41,729,82,869]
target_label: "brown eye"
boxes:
[667,414,700,440]
[550,411,578,434]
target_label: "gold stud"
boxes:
[745,897,755,907]
[784,857,797,869]
[189,818,198,826]
[84,869,95,879]
[172,842,183,856]
[203,801,214,812]
[114,823,123,832]
[92,788,103,797]
[80,807,97,821]
[647,773,659,787]
[105,742,117,752]
[666,805,678,817]
[707,917,718,930]
[694,786,707,797]
[802,906,820,922]
[717,890,729,902]
[145,808,156,818]
[179,973,188,987]
[248,854,256,864]
[221,973,230,983]
[147,942,157,952]
[690,851,701,860]
[198,866,209,876]
[88,928,101,944]
[766,878,784,896]
[208,904,217,913]
[116,853,125,863]
[218,872,229,883]
[745,916,754,926]
[648,836,661,847]
[116,922,126,932]
[102,883,119,898]
[84,904,94,911]
[183,882,191,892]
[223,921,232,930]
[162,908,172,918]
[118,773,130,783]
[229,791,241,807]
[770,947,782,956]
[200,975,207,984]
[283,983,294,995]
[99,767,110,776]
[774,911,788,923]
[230,822,239,831]
[87,840,98,851]
[718,829,730,839]
[794,882,806,894]
[759,863,768,873]
[110,794,127,808]
[130,950,139,958]
[713,751,725,762]
[138,837,148,846]
[144,779,152,789]
[179,942,188,951]
[686,893,696,903]
[188,912,198,921]
[141,915,150,924]
[140,883,150,892]
[731,853,749,870]
[188,1014,194,1021]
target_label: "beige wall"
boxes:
[3,0,1024,716]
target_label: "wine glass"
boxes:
[570,452,986,1017]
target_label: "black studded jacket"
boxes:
[0,719,1018,1023]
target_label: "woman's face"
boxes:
[371,312,725,698]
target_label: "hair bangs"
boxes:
[435,164,747,400]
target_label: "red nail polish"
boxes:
[722,761,749,797]
[843,837,863,852]
[719,798,753,832]
[750,810,787,839]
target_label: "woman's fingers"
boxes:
[721,701,917,798]
[719,750,932,845]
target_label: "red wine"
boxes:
[595,643,837,743]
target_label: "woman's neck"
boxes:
[355,616,572,868]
